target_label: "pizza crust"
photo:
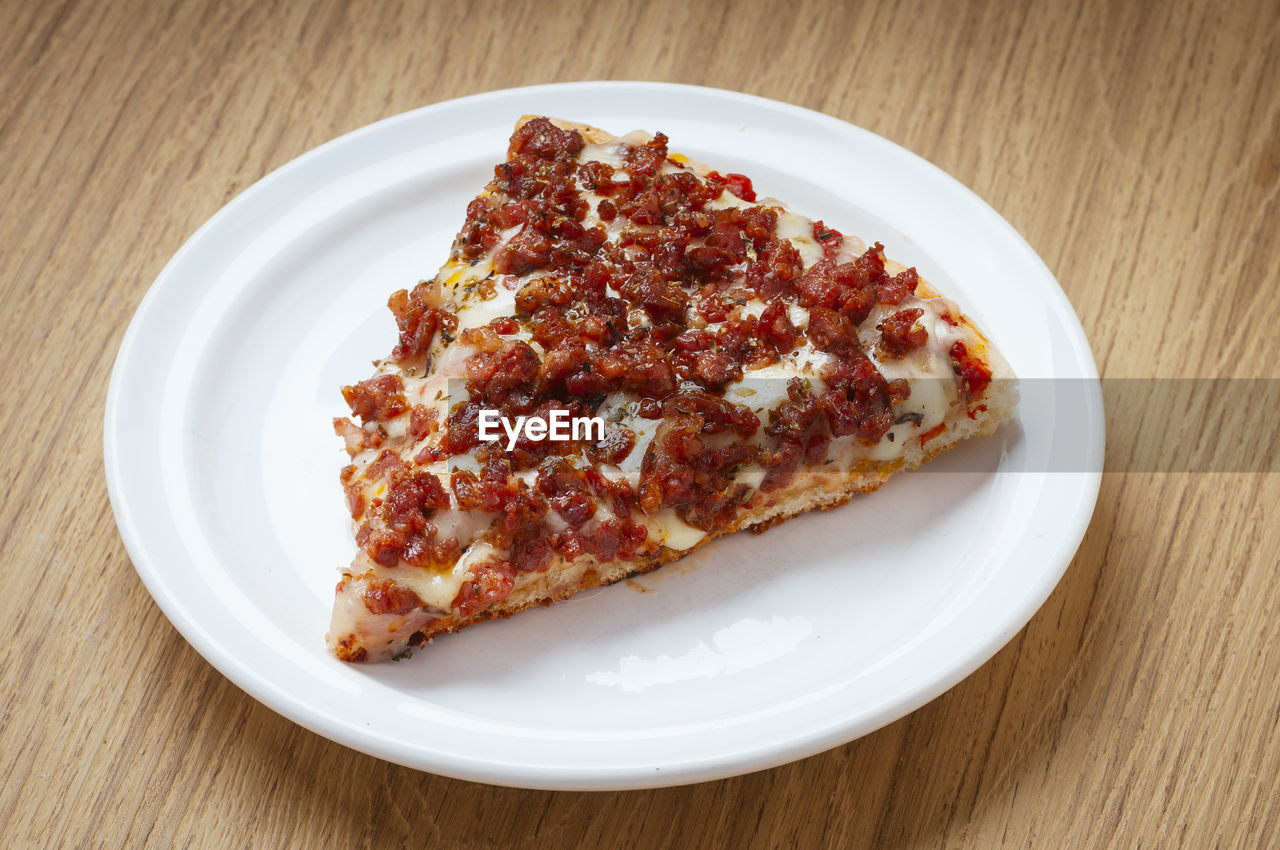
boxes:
[327,117,1018,661]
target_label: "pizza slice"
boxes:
[327,117,1017,661]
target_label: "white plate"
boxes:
[104,82,1103,790]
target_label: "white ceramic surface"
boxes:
[104,82,1104,790]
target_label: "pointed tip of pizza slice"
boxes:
[326,116,1018,662]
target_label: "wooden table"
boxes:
[3,0,1278,845]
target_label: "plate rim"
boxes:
[104,80,1104,790]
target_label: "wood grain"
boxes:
[2,0,1278,845]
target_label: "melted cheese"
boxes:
[598,394,662,480]
[385,542,500,613]
[453,275,521,333]
[709,189,754,211]
[723,344,834,418]
[776,210,824,267]
[650,508,708,550]
[577,136,645,169]
[866,298,966,439]
[440,256,495,305]
[432,505,495,548]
